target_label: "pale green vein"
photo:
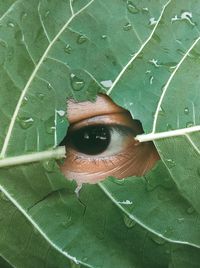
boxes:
[106,0,171,96]
[0,0,95,159]
[152,36,200,133]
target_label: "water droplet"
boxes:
[186,121,194,127]
[7,21,15,28]
[64,44,72,54]
[101,34,107,39]
[150,234,166,245]
[187,206,195,214]
[149,58,160,67]
[149,17,157,26]
[164,226,174,238]
[177,217,184,223]
[77,34,87,44]
[142,7,149,13]
[43,160,56,172]
[123,214,136,228]
[45,116,55,134]
[56,110,65,117]
[21,96,28,106]
[123,22,132,31]
[158,106,165,116]
[100,80,112,88]
[165,159,176,168]
[108,177,125,185]
[181,11,195,26]
[0,192,9,202]
[18,117,34,129]
[166,123,173,130]
[47,82,52,90]
[184,107,189,115]
[70,73,85,91]
[127,1,139,14]
[45,10,50,18]
[149,76,154,85]
[37,93,45,100]
[21,12,27,21]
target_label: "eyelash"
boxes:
[59,124,139,176]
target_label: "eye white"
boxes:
[97,127,131,157]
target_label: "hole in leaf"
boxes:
[59,94,159,184]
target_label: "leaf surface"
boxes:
[0,0,200,267]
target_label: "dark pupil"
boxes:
[68,125,111,155]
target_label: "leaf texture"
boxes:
[0,0,200,267]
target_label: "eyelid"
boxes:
[68,113,143,136]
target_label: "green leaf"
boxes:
[0,0,200,267]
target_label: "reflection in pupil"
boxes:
[69,125,111,155]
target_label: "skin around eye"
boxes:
[59,95,160,185]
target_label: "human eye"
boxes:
[59,95,159,184]
[65,124,135,157]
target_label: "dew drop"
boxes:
[181,11,195,26]
[184,107,189,115]
[77,34,87,44]
[101,34,107,39]
[123,22,132,31]
[47,82,52,90]
[21,12,27,21]
[56,110,65,117]
[187,206,195,214]
[7,21,15,28]
[149,76,154,85]
[45,10,50,18]
[108,177,125,185]
[18,117,34,129]
[70,73,85,91]
[149,17,157,26]
[150,234,166,245]
[82,257,88,262]
[186,121,194,127]
[164,226,174,238]
[166,123,173,131]
[45,116,55,134]
[127,1,139,14]
[158,106,165,116]
[37,93,45,100]
[43,160,56,172]
[21,96,28,106]
[64,44,72,54]
[123,214,136,228]
[177,217,184,223]
[165,159,176,168]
